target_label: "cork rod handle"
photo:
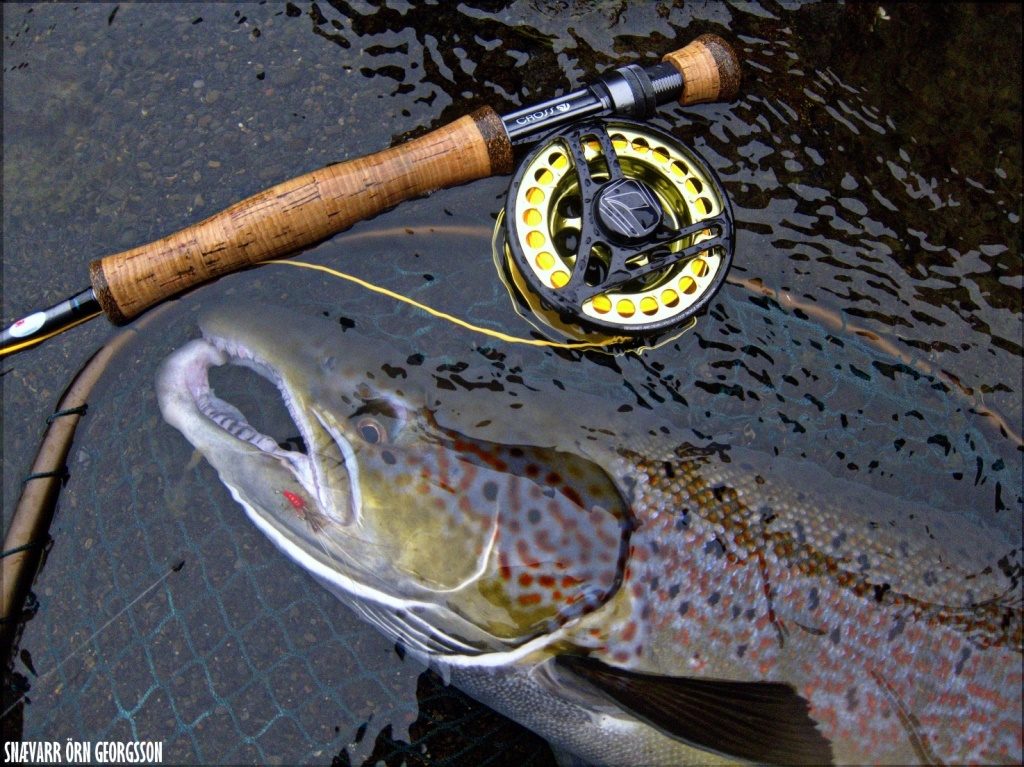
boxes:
[662,34,741,106]
[89,108,513,323]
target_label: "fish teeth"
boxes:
[199,332,300,458]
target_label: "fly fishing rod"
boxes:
[1,34,739,354]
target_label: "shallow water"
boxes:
[2,2,1021,764]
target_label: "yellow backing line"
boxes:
[266,260,620,351]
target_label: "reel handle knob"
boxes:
[662,34,741,105]
[88,108,513,323]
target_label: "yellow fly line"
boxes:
[0,312,102,357]
[0,260,622,357]
[266,260,624,351]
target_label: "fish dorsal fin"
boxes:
[554,655,834,766]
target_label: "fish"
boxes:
[156,303,1022,766]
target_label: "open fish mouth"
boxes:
[161,330,359,527]
[156,325,488,657]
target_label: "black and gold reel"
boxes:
[495,118,734,348]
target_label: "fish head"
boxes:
[157,304,633,658]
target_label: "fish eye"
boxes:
[357,418,385,444]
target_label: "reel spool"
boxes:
[495,118,734,349]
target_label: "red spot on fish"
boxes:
[282,490,306,510]
[518,573,533,587]
[498,552,511,580]
[454,439,509,472]
[538,574,556,588]
[534,529,557,552]
[561,485,584,508]
[525,464,540,478]
[489,457,508,473]
[966,681,1006,707]
[518,593,542,606]
[458,461,477,492]
[892,646,912,666]
[516,539,532,562]
[621,621,637,641]
[545,472,562,485]
[561,575,580,588]
[595,522,619,548]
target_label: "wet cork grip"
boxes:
[89,108,514,323]
[662,34,741,106]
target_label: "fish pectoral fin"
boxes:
[553,654,834,767]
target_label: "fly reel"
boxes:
[495,118,734,348]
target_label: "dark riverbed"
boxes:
[2,2,1020,764]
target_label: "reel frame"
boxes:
[501,118,734,339]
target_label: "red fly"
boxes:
[281,489,326,533]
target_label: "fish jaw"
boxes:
[155,334,357,570]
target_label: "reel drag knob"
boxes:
[497,118,734,346]
[595,178,664,241]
